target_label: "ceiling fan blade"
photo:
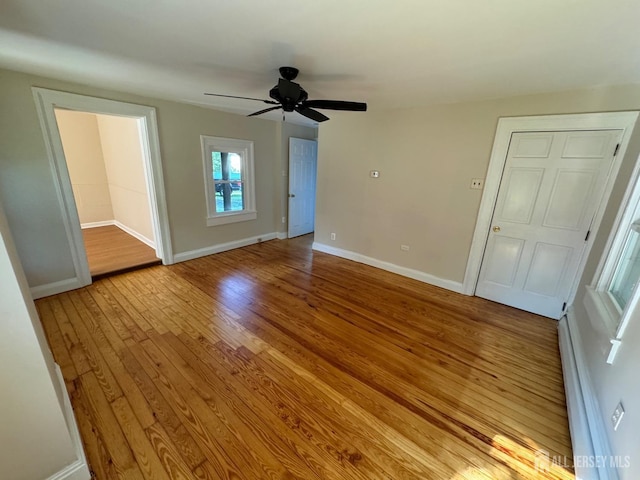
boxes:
[302,100,367,111]
[247,106,282,117]
[204,93,278,104]
[295,106,329,123]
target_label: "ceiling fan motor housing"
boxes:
[269,81,308,112]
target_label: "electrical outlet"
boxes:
[611,402,625,431]
[282,216,286,224]
[470,178,484,189]
[330,233,336,241]
[400,245,410,251]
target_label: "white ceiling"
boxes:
[1,0,640,125]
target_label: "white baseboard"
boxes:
[81,220,156,249]
[173,232,278,263]
[80,220,114,229]
[277,232,288,240]
[312,242,464,294]
[30,277,84,300]
[114,221,155,249]
[48,365,91,480]
[560,309,618,480]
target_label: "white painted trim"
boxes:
[114,221,155,249]
[31,91,91,288]
[558,315,599,480]
[173,232,277,263]
[31,88,174,293]
[463,112,639,300]
[80,220,115,229]
[30,277,84,300]
[47,365,90,480]
[562,309,619,480]
[591,153,640,288]
[583,151,640,364]
[205,210,257,227]
[277,231,288,240]
[312,242,464,293]
[200,135,256,226]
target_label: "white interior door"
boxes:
[288,138,317,238]
[476,130,622,318]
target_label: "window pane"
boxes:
[212,151,244,213]
[214,182,244,213]
[609,226,640,311]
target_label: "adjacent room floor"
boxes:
[82,225,160,278]
[37,235,574,479]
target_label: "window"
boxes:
[585,159,640,363]
[608,222,640,311]
[201,136,256,226]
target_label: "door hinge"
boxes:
[562,302,567,312]
[614,143,620,157]
[585,230,591,241]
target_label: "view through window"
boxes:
[212,151,244,213]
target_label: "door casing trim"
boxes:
[31,87,173,292]
[462,112,639,306]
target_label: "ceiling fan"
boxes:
[205,66,367,123]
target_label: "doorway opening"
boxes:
[32,88,172,296]
[55,109,160,278]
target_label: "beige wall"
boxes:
[0,68,281,287]
[316,85,640,283]
[55,109,113,224]
[0,198,83,480]
[97,114,154,242]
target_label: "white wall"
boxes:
[96,114,154,243]
[0,198,87,480]
[55,109,113,225]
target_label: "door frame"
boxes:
[32,87,173,292]
[462,112,639,305]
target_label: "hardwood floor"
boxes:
[37,235,574,479]
[82,225,160,278]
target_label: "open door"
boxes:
[288,138,317,238]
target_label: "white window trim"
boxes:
[200,136,257,227]
[585,152,640,364]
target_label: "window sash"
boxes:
[200,135,256,226]
[607,226,640,312]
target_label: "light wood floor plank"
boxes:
[38,235,574,479]
[82,225,160,277]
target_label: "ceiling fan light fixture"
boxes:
[204,66,367,122]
